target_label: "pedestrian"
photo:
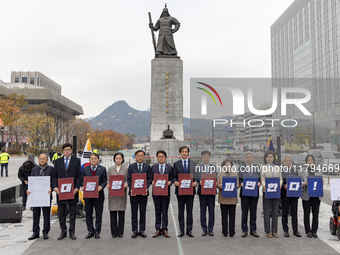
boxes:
[0,149,10,177]
[18,159,36,211]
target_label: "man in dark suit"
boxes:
[27,153,53,240]
[173,146,197,238]
[127,150,152,238]
[238,153,261,238]
[197,150,216,236]
[151,150,173,238]
[52,142,82,240]
[81,153,107,239]
[281,156,301,238]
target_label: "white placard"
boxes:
[330,179,340,201]
[27,176,51,207]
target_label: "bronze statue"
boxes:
[149,4,180,57]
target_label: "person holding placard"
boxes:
[151,150,173,238]
[173,146,197,238]
[217,159,239,237]
[281,156,301,238]
[197,150,217,237]
[301,154,323,238]
[261,151,283,238]
[107,152,128,238]
[27,153,53,240]
[127,150,152,238]
[81,153,107,239]
[52,142,82,241]
[238,152,261,238]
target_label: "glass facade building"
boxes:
[271,0,340,145]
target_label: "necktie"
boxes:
[184,160,187,174]
[92,166,96,172]
[138,164,142,173]
[160,165,164,174]
[65,158,69,170]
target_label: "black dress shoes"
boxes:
[28,233,39,240]
[43,234,49,240]
[95,233,100,239]
[312,233,318,238]
[208,231,214,236]
[178,231,184,237]
[112,234,117,238]
[202,231,207,236]
[70,234,77,240]
[293,232,301,237]
[118,234,123,238]
[139,231,147,238]
[131,232,138,238]
[86,232,94,239]
[284,232,289,237]
[307,232,313,238]
[57,233,67,240]
[187,231,194,237]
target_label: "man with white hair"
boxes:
[281,156,301,238]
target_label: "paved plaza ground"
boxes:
[0,155,340,254]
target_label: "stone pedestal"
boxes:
[150,58,185,158]
[149,140,184,158]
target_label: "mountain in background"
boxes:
[89,100,232,138]
[90,100,150,137]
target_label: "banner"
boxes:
[83,176,99,198]
[178,174,193,195]
[307,176,323,198]
[109,175,125,197]
[201,173,216,195]
[27,176,51,207]
[58,177,74,200]
[242,175,259,197]
[330,179,340,201]
[265,177,280,199]
[131,173,147,195]
[153,174,169,196]
[222,176,237,198]
[286,176,302,197]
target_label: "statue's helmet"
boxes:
[160,4,170,18]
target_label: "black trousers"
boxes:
[58,203,76,235]
[130,195,148,232]
[199,195,215,232]
[177,195,194,233]
[153,196,170,231]
[302,198,320,234]
[85,198,104,234]
[241,197,258,232]
[22,187,28,207]
[110,211,125,236]
[33,205,51,235]
[282,197,298,233]
[220,204,236,236]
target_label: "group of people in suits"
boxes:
[25,143,323,241]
